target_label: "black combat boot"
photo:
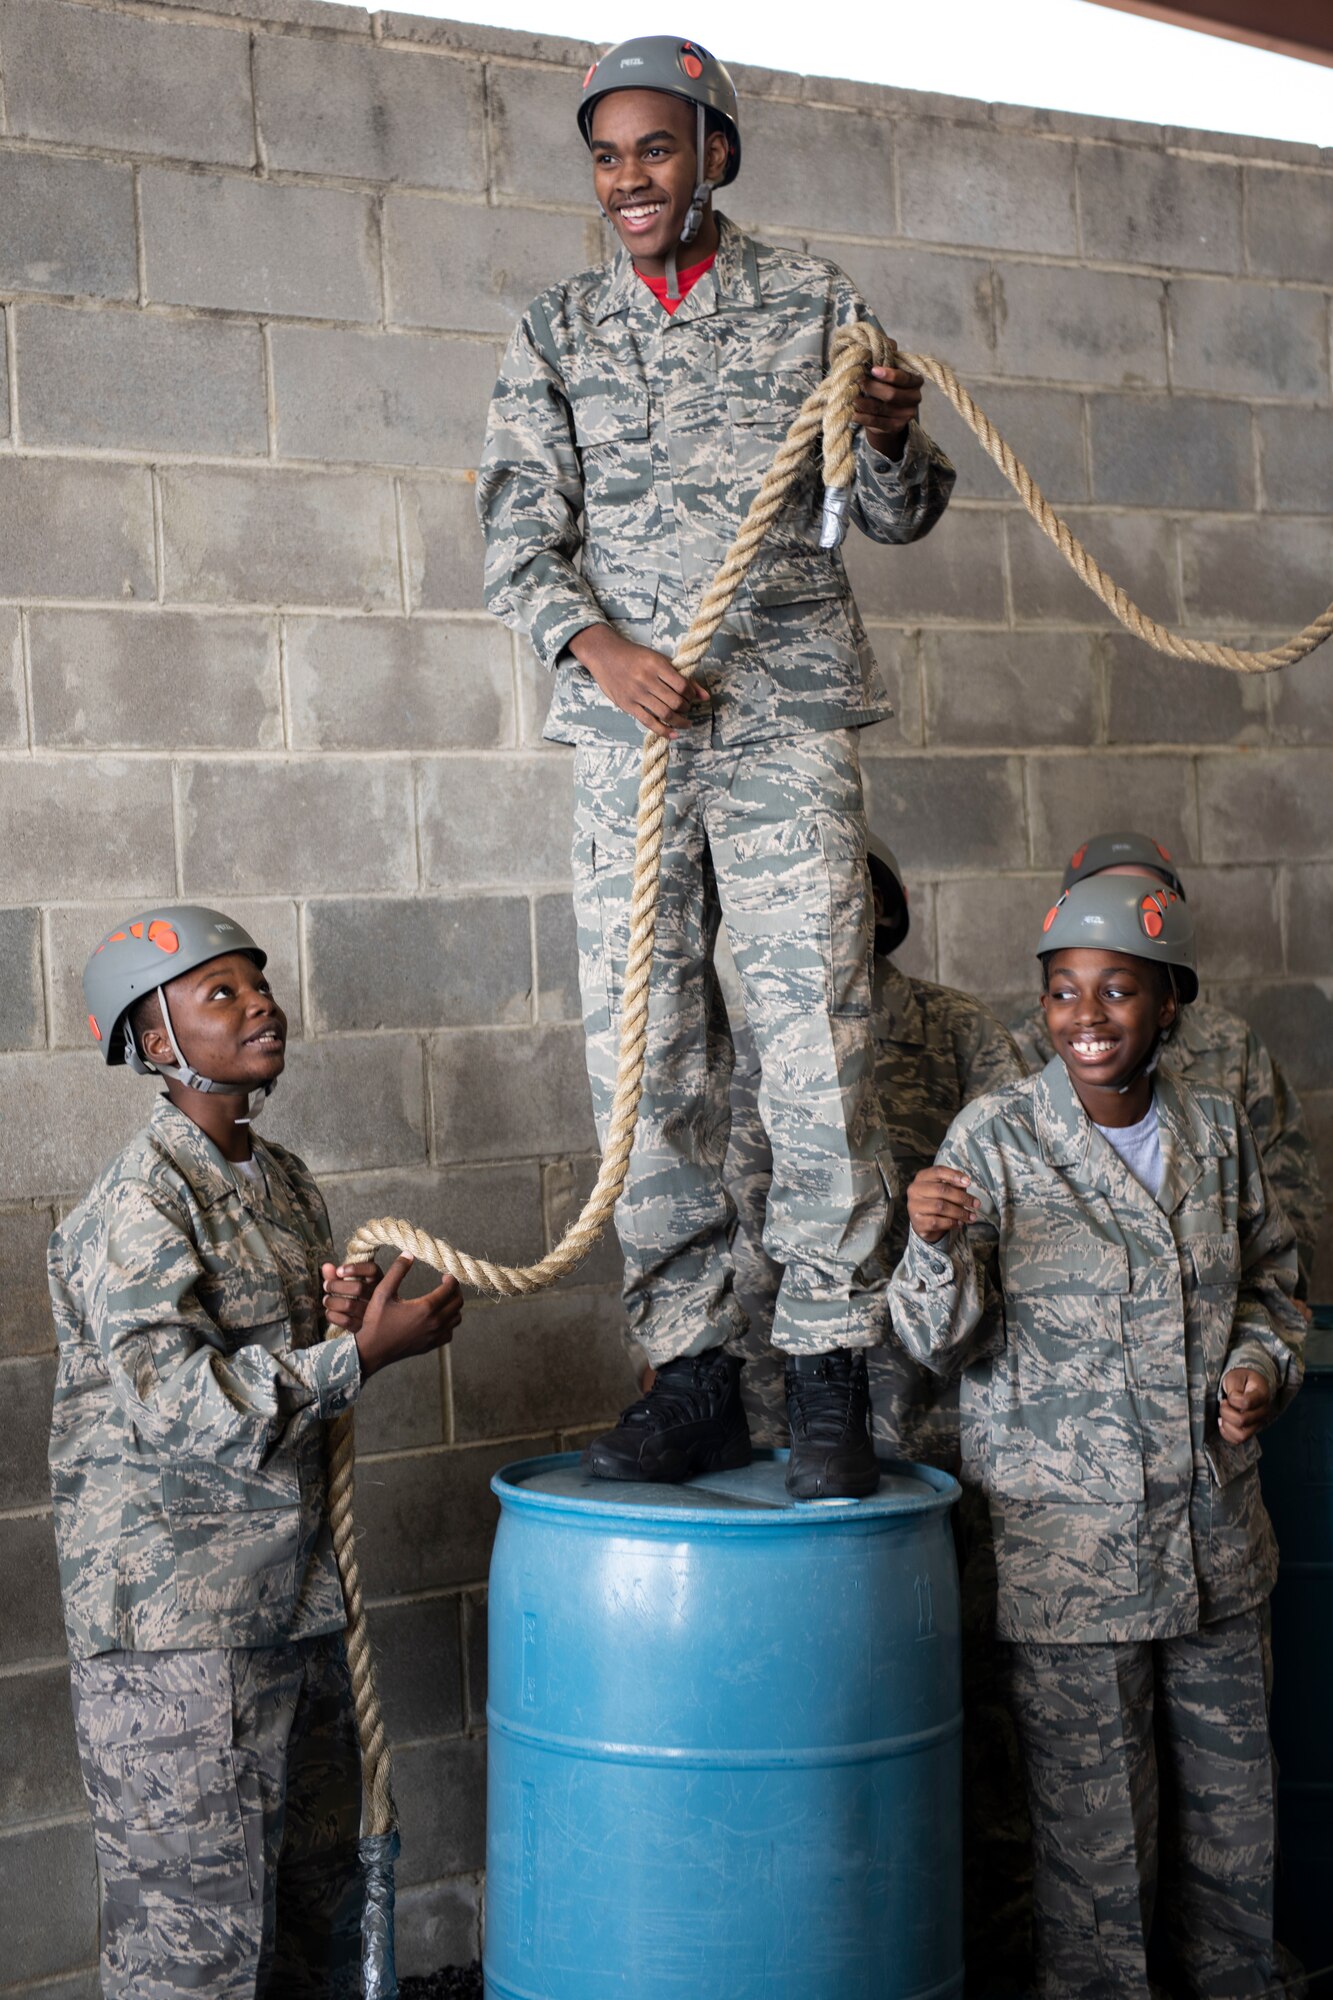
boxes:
[784,1350,879,1499]
[585,1349,752,1483]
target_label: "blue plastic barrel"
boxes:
[484,1449,962,2000]
[1261,1309,1333,1981]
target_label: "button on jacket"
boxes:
[888,1059,1305,1644]
[48,1098,361,1659]
[477,213,956,748]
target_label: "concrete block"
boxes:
[805,243,995,376]
[861,754,1027,873]
[356,1436,555,1595]
[1079,146,1242,272]
[141,171,379,323]
[0,1816,98,1985]
[255,38,484,189]
[1256,405,1333,515]
[0,607,23,746]
[368,1594,463,1745]
[897,120,1076,256]
[452,1288,630,1443]
[379,13,593,65]
[1,757,173,907]
[486,61,612,210]
[402,478,488,613]
[1101,628,1269,748]
[321,1163,547,1278]
[179,756,415,896]
[935,871,1062,1002]
[286,616,514,753]
[0,1205,59,1358]
[1209,981,1333,1095]
[541,1155,626,1291]
[925,383,1088,506]
[0,1050,162,1203]
[1199,751,1333,866]
[419,754,572,889]
[394,1734,487,1884]
[923,629,1099,750]
[1270,646,1333,747]
[0,0,253,165]
[1286,866,1333,979]
[1180,516,1333,631]
[1168,279,1327,399]
[272,327,496,471]
[307,892,531,1031]
[0,1353,56,1508]
[395,1874,482,1978]
[0,1511,67,1664]
[841,508,1007,623]
[1088,393,1253,511]
[462,1587,486,1726]
[1244,165,1333,283]
[30,609,280,752]
[18,304,267,458]
[1184,866,1284,984]
[0,458,154,602]
[1008,508,1180,626]
[354,1347,445,1456]
[431,1024,596,1163]
[160,467,401,609]
[0,908,43,1053]
[726,99,894,237]
[994,263,1168,387]
[1027,752,1197,870]
[0,1971,98,2000]
[857,627,924,754]
[535,891,579,1022]
[0,1664,83,1822]
[386,196,593,335]
[0,152,137,300]
[45,897,303,1051]
[260,1033,428,1176]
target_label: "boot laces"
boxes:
[787,1355,866,1445]
[620,1355,731,1433]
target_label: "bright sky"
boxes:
[411,0,1333,149]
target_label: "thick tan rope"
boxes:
[326,318,1332,1820]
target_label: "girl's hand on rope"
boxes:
[321,1259,381,1334]
[854,361,924,459]
[352,1255,464,1379]
[570,624,709,739]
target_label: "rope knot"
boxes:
[830,321,896,372]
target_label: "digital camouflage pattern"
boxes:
[1011,995,1325,1298]
[574,728,891,1364]
[70,1634,362,1999]
[48,1096,361,1658]
[477,211,955,749]
[1009,1608,1276,1998]
[726,958,1024,1456]
[888,1058,1305,1643]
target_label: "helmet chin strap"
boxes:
[665,101,714,304]
[126,985,276,1124]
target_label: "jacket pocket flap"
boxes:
[571,391,650,447]
[745,551,846,606]
[1187,1231,1241,1288]
[162,1464,298,1515]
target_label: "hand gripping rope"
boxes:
[326,319,1333,1874]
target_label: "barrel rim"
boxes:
[491,1448,960,1527]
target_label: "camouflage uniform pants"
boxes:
[1008,1608,1276,1999]
[69,1632,362,1999]
[573,727,890,1366]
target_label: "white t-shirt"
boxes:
[1095,1096,1163,1201]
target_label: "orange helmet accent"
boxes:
[147,920,180,953]
[1068,844,1087,871]
[88,1013,102,1042]
[129,922,144,938]
[1042,904,1060,933]
[1155,841,1172,861]
[109,931,127,943]
[681,45,704,77]
[1140,893,1165,940]
[582,60,597,87]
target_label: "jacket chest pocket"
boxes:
[161,1463,301,1622]
[571,389,653,512]
[195,1216,292,1350]
[1184,1228,1242,1382]
[726,366,819,498]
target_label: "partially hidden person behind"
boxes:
[1010,829,1325,1302]
[890,875,1305,1997]
[478,35,955,1498]
[50,908,462,2000]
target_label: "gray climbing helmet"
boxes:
[1037,876,1198,1003]
[1062,830,1186,900]
[867,834,910,956]
[578,36,741,296]
[84,905,270,1094]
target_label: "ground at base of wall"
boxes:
[401,1963,483,1998]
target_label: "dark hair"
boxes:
[127,987,164,1055]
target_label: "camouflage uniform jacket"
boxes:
[48,1098,361,1659]
[1010,996,1325,1298]
[888,1059,1304,1644]
[477,212,955,748]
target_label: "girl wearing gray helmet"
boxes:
[888,875,1305,1998]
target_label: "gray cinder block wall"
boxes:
[0,0,1330,1982]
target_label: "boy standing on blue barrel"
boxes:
[478,36,955,1498]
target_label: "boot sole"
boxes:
[785,1462,881,1502]
[585,1429,753,1485]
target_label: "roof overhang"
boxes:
[1081,0,1333,67]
